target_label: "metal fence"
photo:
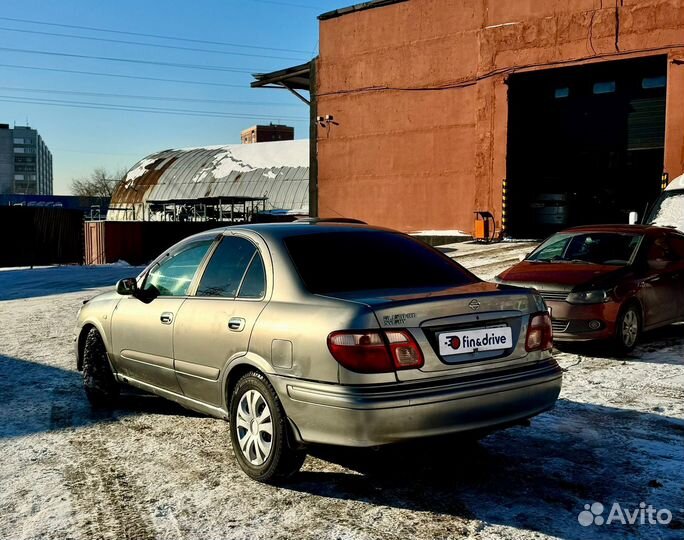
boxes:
[84,221,228,266]
[0,207,84,268]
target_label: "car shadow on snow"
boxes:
[556,323,684,365]
[0,265,145,301]
[0,354,197,440]
[286,399,684,539]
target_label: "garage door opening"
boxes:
[506,56,667,239]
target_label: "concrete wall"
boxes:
[316,0,684,234]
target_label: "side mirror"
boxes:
[116,277,138,296]
[628,211,639,225]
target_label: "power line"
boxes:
[0,95,306,121]
[52,148,143,157]
[0,85,304,107]
[0,46,262,73]
[0,26,308,62]
[248,0,321,8]
[0,63,249,88]
[0,15,310,54]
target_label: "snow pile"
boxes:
[651,196,684,230]
[1,254,683,540]
[665,173,684,191]
[0,265,145,301]
[410,229,468,236]
[123,158,158,188]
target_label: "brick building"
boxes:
[254,0,684,238]
[241,124,295,144]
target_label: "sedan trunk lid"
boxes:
[325,282,544,381]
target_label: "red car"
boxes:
[497,225,684,353]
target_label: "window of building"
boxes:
[13,138,24,144]
[593,81,616,94]
[13,147,25,153]
[554,87,570,99]
[642,76,666,89]
[13,174,24,181]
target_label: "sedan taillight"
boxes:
[328,330,424,373]
[526,312,553,352]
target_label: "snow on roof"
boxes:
[110,140,310,216]
[123,157,158,187]
[651,196,684,231]
[173,139,309,171]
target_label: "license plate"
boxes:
[438,326,513,356]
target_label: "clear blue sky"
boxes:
[0,0,342,193]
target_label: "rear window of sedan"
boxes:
[284,231,476,294]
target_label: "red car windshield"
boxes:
[528,232,643,266]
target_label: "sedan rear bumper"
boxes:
[272,358,562,447]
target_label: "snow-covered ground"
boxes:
[1,248,682,540]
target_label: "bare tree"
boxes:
[70,167,128,198]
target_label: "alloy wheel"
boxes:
[621,309,639,348]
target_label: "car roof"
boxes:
[186,221,396,243]
[231,221,395,240]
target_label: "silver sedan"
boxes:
[75,222,562,482]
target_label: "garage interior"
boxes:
[506,55,667,239]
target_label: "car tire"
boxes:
[229,371,306,483]
[81,327,120,407]
[614,303,641,355]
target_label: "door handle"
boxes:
[228,317,246,332]
[160,312,174,325]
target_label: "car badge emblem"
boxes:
[468,299,481,311]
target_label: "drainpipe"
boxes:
[309,59,319,218]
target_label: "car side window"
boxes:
[196,236,257,298]
[238,253,266,299]
[144,240,213,297]
[646,235,675,263]
[667,234,684,260]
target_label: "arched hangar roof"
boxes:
[109,139,309,216]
